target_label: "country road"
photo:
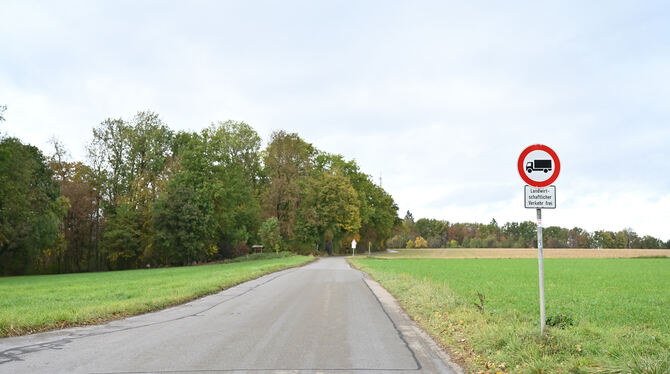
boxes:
[0,258,462,374]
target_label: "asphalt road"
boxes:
[0,257,462,374]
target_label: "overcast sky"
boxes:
[2,1,669,240]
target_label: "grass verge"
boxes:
[350,257,670,373]
[0,255,314,337]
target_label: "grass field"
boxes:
[379,247,670,259]
[350,256,670,373]
[0,255,314,337]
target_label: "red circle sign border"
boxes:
[517,144,560,187]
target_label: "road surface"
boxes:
[0,257,462,373]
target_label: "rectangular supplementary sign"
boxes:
[524,185,556,209]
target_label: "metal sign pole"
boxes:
[536,208,546,334]
[519,144,559,336]
[368,241,371,255]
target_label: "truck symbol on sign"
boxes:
[526,160,552,173]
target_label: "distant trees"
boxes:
[3,105,667,275]
[0,138,66,275]
[0,111,399,274]
[387,212,669,250]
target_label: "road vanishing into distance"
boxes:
[0,258,462,374]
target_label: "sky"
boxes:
[1,1,669,240]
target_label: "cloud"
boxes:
[1,1,669,239]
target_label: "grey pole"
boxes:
[536,208,546,334]
[368,241,371,255]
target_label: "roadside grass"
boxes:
[350,257,670,373]
[0,255,314,337]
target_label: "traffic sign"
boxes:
[518,144,560,187]
[525,185,556,209]
[517,144,561,335]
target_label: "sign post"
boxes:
[352,239,357,256]
[518,144,560,335]
[536,208,545,334]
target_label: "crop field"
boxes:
[380,247,670,259]
[350,256,670,373]
[0,255,314,337]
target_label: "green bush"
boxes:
[546,313,575,329]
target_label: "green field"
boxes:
[0,255,314,337]
[350,257,670,373]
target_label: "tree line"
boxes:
[388,211,670,250]
[0,110,398,275]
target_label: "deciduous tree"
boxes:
[259,217,281,253]
[262,131,315,240]
[0,138,66,275]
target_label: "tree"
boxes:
[567,227,590,248]
[88,112,176,268]
[125,112,174,200]
[49,160,99,272]
[296,169,361,255]
[544,226,568,248]
[259,217,281,253]
[101,202,143,270]
[89,118,130,205]
[621,228,638,249]
[0,138,66,275]
[203,121,263,189]
[201,122,262,256]
[152,178,214,266]
[640,235,663,249]
[415,218,448,247]
[614,231,628,249]
[313,153,397,250]
[159,128,262,260]
[0,105,6,123]
[591,231,615,249]
[262,131,315,240]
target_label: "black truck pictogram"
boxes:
[526,159,552,173]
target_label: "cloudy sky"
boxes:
[2,1,669,239]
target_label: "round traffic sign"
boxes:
[518,144,560,187]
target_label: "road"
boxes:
[0,257,462,374]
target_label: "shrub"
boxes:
[234,241,251,257]
[546,313,575,329]
[414,236,428,248]
[259,217,281,253]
